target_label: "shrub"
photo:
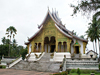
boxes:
[99,64,100,70]
[0,65,6,69]
[70,69,76,73]
[77,68,81,75]
[80,70,97,74]
[21,49,27,60]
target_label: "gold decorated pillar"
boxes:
[67,39,71,52]
[41,41,44,52]
[27,44,29,53]
[67,43,70,52]
[31,41,34,52]
[41,29,44,52]
[83,42,87,54]
[56,28,58,52]
[56,41,58,52]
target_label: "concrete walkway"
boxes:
[0,69,53,75]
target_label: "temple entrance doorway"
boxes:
[44,36,56,53]
[51,45,55,53]
[75,46,79,54]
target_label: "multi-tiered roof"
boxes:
[25,9,88,45]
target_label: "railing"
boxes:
[26,53,30,61]
[62,56,66,71]
[8,57,22,68]
[59,55,66,71]
[36,52,45,61]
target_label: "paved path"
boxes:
[0,69,53,75]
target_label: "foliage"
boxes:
[70,0,100,16]
[0,65,6,69]
[99,64,100,70]
[0,44,9,58]
[80,35,84,39]
[6,26,17,56]
[0,26,28,59]
[80,70,97,74]
[1,37,10,45]
[70,69,97,74]
[71,0,100,56]
[68,73,100,75]
[70,69,76,73]
[86,15,100,53]
[21,48,27,60]
[77,68,81,75]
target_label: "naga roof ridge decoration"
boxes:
[25,9,88,45]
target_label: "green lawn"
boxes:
[68,73,100,75]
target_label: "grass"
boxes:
[68,73,100,75]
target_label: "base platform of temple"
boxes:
[7,52,99,72]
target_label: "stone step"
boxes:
[39,53,51,62]
[11,60,61,72]
[11,53,61,72]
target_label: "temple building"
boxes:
[1,9,98,72]
[25,9,88,61]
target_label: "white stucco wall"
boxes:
[71,38,83,54]
[29,43,32,54]
[87,51,97,58]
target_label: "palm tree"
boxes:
[80,35,84,39]
[86,24,95,52]
[12,39,17,46]
[1,37,6,45]
[6,26,17,56]
[6,39,10,45]
[86,15,100,54]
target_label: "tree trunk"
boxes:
[93,41,95,52]
[8,43,10,57]
[8,36,11,57]
[95,39,97,53]
[98,39,100,57]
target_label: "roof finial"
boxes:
[52,8,54,13]
[55,8,56,12]
[48,6,49,11]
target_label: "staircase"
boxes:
[66,59,99,70]
[74,54,79,58]
[39,53,51,62]
[11,53,61,72]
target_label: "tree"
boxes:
[71,0,100,16]
[1,37,6,45]
[21,47,27,60]
[77,68,81,75]
[6,26,17,56]
[0,44,9,58]
[12,39,17,46]
[6,39,10,45]
[86,15,100,53]
[80,35,84,39]
[72,30,78,35]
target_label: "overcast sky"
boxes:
[0,0,97,52]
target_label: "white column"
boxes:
[37,43,38,51]
[29,43,31,54]
[48,45,50,52]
